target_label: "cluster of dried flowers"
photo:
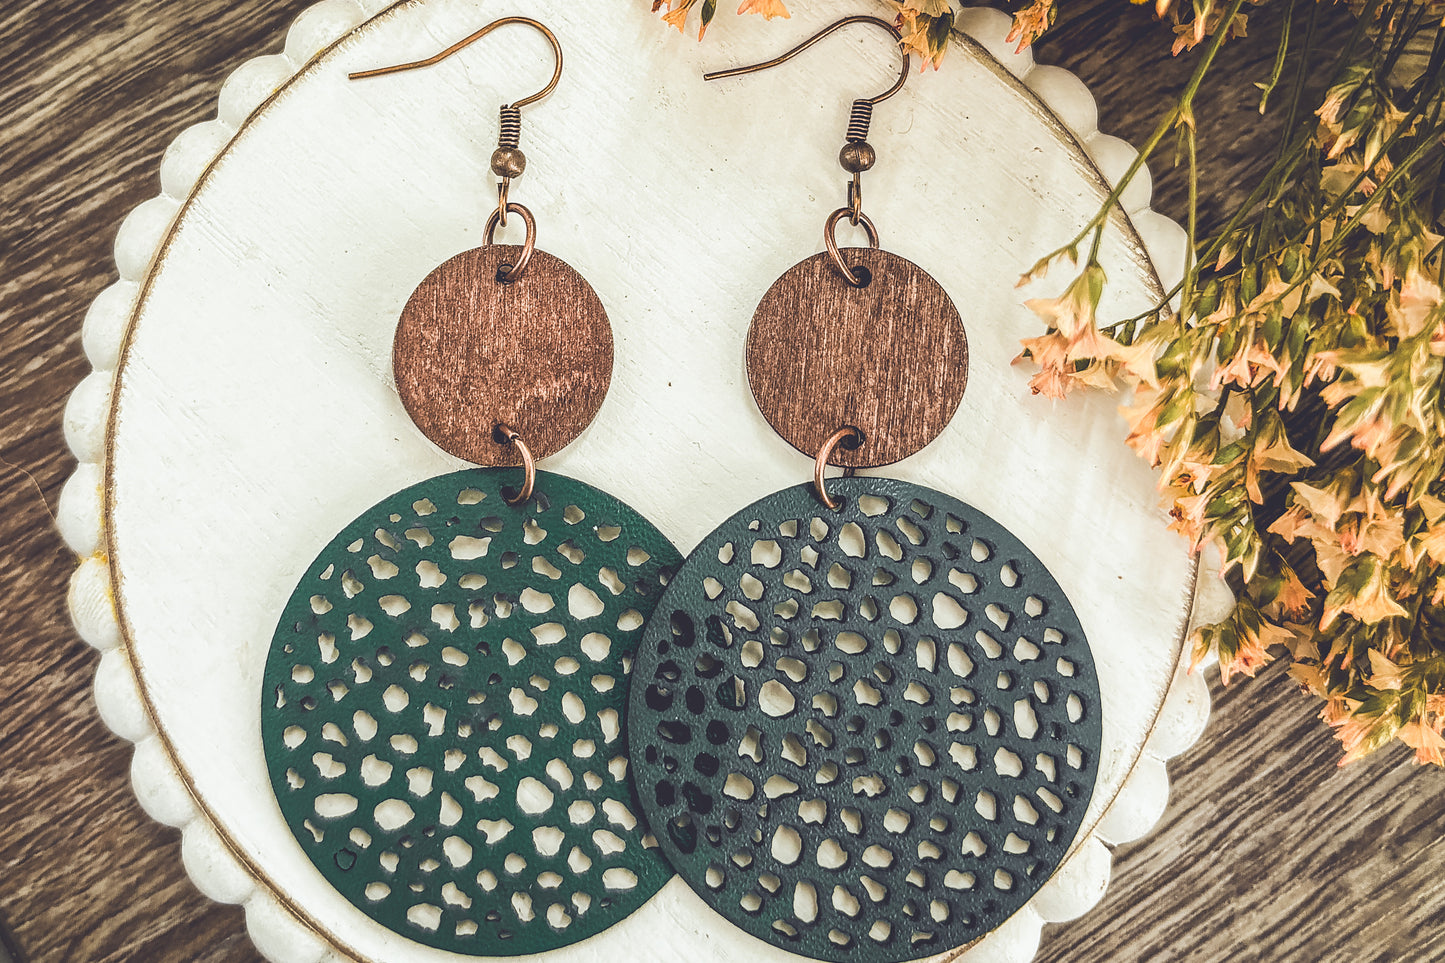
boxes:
[1015,0,1445,767]
[650,0,1445,766]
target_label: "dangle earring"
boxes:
[259,19,676,956]
[628,17,1103,963]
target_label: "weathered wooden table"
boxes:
[3,2,1444,961]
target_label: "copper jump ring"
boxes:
[814,426,863,509]
[824,208,879,287]
[484,202,537,281]
[847,174,863,225]
[495,423,536,504]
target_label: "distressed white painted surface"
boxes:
[62,1,1221,960]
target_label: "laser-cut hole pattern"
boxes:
[262,469,680,956]
[628,478,1101,963]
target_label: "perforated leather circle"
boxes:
[627,477,1101,962]
[262,469,679,955]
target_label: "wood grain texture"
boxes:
[0,2,315,960]
[2,3,1442,963]
[394,243,613,465]
[747,248,968,468]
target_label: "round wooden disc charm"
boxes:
[747,248,968,469]
[393,245,612,465]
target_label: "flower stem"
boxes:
[1182,121,1199,317]
[1030,0,1251,275]
[1256,0,1297,114]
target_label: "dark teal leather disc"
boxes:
[262,468,679,955]
[627,477,1101,962]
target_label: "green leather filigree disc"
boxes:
[262,468,679,955]
[628,477,1101,963]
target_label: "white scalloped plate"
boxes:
[61,2,1226,961]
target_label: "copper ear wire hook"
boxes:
[704,16,909,284]
[350,17,563,232]
[701,15,909,101]
[348,16,564,107]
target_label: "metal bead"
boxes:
[839,141,876,173]
[491,147,527,178]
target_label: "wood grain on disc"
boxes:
[393,245,612,465]
[746,247,968,468]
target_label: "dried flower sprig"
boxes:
[1015,0,1445,766]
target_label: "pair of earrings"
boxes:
[261,15,1102,963]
